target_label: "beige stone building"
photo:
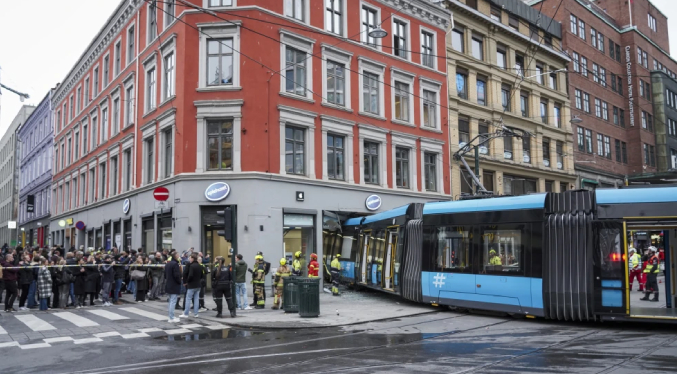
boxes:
[438,0,576,197]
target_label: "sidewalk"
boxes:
[119,287,437,329]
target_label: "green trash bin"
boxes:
[282,276,300,313]
[299,278,321,318]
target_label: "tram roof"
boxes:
[423,193,547,215]
[596,186,677,204]
[344,205,410,226]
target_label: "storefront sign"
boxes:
[66,218,73,226]
[205,182,231,202]
[283,214,314,226]
[115,234,121,247]
[7,221,16,229]
[296,191,305,201]
[58,220,66,227]
[625,46,635,127]
[75,221,86,230]
[365,195,382,211]
[123,199,131,214]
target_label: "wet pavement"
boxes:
[5,308,677,374]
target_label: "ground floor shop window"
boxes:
[142,217,154,252]
[158,212,173,252]
[124,219,132,251]
[201,206,233,263]
[113,221,121,249]
[283,214,315,272]
[95,228,103,250]
[87,230,94,249]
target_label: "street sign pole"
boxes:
[231,205,237,317]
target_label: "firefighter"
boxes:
[489,250,502,266]
[640,247,660,302]
[272,258,291,310]
[307,253,319,278]
[251,255,266,309]
[212,256,235,318]
[292,251,303,276]
[628,248,643,292]
[330,254,341,296]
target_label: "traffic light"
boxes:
[216,207,233,241]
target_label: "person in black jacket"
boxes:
[18,253,33,310]
[99,256,115,307]
[113,251,128,305]
[164,252,182,322]
[181,253,203,318]
[74,259,88,308]
[212,256,236,318]
[84,256,100,306]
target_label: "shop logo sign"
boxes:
[123,199,131,214]
[365,195,382,211]
[205,182,231,202]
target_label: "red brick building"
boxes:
[529,0,677,188]
[48,0,451,270]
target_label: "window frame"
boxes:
[361,3,382,50]
[322,45,352,110]
[321,115,354,183]
[420,28,436,69]
[358,57,386,119]
[205,119,234,172]
[279,105,316,178]
[420,77,442,131]
[280,30,315,102]
[392,17,411,60]
[325,0,346,37]
[144,56,158,114]
[147,2,158,44]
[284,0,308,23]
[161,38,176,102]
[198,23,241,90]
[359,125,387,187]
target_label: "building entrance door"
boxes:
[283,214,315,275]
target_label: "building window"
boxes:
[622,142,628,164]
[101,107,108,142]
[543,138,550,167]
[554,104,562,128]
[363,72,380,114]
[74,131,80,159]
[114,41,121,76]
[103,55,110,87]
[602,101,608,121]
[364,141,379,184]
[535,63,544,84]
[285,126,305,175]
[424,153,437,192]
[649,14,657,32]
[613,106,619,125]
[556,141,564,169]
[595,98,601,117]
[88,169,95,203]
[501,84,511,111]
[391,81,411,122]
[165,0,175,26]
[583,92,590,113]
[125,85,134,127]
[458,116,469,146]
[598,33,605,52]
[163,52,175,99]
[395,147,409,188]
[671,149,677,169]
[549,72,557,90]
[591,28,597,48]
[209,0,233,5]
[83,121,89,154]
[579,20,586,40]
[325,0,343,35]
[597,134,603,156]
[393,20,408,59]
[146,67,156,112]
[471,33,483,61]
[207,119,233,171]
[285,47,307,96]
[285,0,305,22]
[421,31,434,68]
[604,136,611,159]
[326,61,345,106]
[456,70,468,99]
[207,39,234,86]
[540,99,548,124]
[76,87,82,113]
[93,67,99,96]
[100,162,107,200]
[515,53,524,77]
[585,129,593,153]
[478,123,490,155]
[145,138,154,184]
[520,92,529,117]
[451,26,464,53]
[69,96,74,120]
[523,136,531,163]
[112,98,120,135]
[111,156,118,195]
[575,89,582,110]
[67,138,72,165]
[327,133,344,180]
[127,26,135,64]
[162,129,172,178]
[615,139,621,162]
[580,56,588,77]
[573,52,580,73]
[124,149,132,192]
[570,14,578,35]
[491,6,501,21]
[361,6,378,47]
[504,134,513,160]
[509,14,519,30]
[422,90,437,128]
[496,45,506,69]
[477,77,486,106]
[148,3,157,42]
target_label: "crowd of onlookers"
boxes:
[0,244,223,314]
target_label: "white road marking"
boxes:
[204,325,228,330]
[0,324,7,335]
[20,343,51,350]
[178,324,203,329]
[138,328,163,333]
[87,310,130,321]
[0,342,20,348]
[43,337,75,344]
[121,333,149,339]
[164,328,192,335]
[53,312,99,327]
[15,315,57,331]
[73,337,104,345]
[94,332,122,338]
[120,307,167,321]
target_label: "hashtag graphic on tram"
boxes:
[433,273,446,288]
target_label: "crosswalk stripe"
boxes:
[121,332,149,339]
[139,328,164,333]
[0,342,20,348]
[73,337,103,344]
[15,315,57,332]
[94,332,121,338]
[120,307,167,321]
[53,312,99,327]
[20,343,51,350]
[205,325,228,330]
[0,324,7,335]
[179,324,203,329]
[44,337,75,344]
[165,328,192,335]
[87,310,130,321]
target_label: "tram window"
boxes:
[436,226,472,273]
[599,227,622,278]
[481,225,525,275]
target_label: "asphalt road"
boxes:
[3,305,677,374]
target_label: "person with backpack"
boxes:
[99,256,115,307]
[58,259,74,309]
[212,256,236,318]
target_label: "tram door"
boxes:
[593,221,627,315]
[359,231,372,284]
[383,228,398,290]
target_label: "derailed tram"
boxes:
[331,186,677,323]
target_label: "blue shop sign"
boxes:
[205,182,231,202]
[365,195,382,211]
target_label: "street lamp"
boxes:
[368,26,388,39]
[570,115,583,124]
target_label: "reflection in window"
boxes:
[436,226,471,272]
[481,227,523,274]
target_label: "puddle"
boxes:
[157,329,264,342]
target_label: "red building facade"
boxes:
[49,0,451,269]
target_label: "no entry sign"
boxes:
[153,187,170,201]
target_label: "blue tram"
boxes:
[336,186,677,322]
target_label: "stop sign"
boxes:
[153,187,170,201]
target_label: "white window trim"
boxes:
[108,150,120,197]
[158,110,176,179]
[100,98,109,144]
[113,36,123,77]
[73,127,80,160]
[164,0,176,29]
[280,29,315,102]
[323,0,348,38]
[127,22,136,65]
[195,99,243,173]
[66,135,72,167]
[419,76,443,132]
[390,67,415,126]
[76,86,82,115]
[121,136,134,193]
[420,138,444,195]
[102,52,111,89]
[358,124,388,187]
[143,53,158,115]
[391,16,411,61]
[68,94,75,122]
[321,44,352,111]
[98,156,108,200]
[202,0,238,7]
[147,2,158,45]
[197,22,242,90]
[419,25,438,70]
[142,126,156,186]
[391,130,417,191]
[161,35,177,103]
[111,89,121,137]
[92,63,100,99]
[80,116,89,156]
[123,76,136,129]
[360,1,382,51]
[283,0,310,24]
[279,105,317,178]
[358,56,386,120]
[320,114,355,183]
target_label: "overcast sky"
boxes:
[1,0,677,134]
